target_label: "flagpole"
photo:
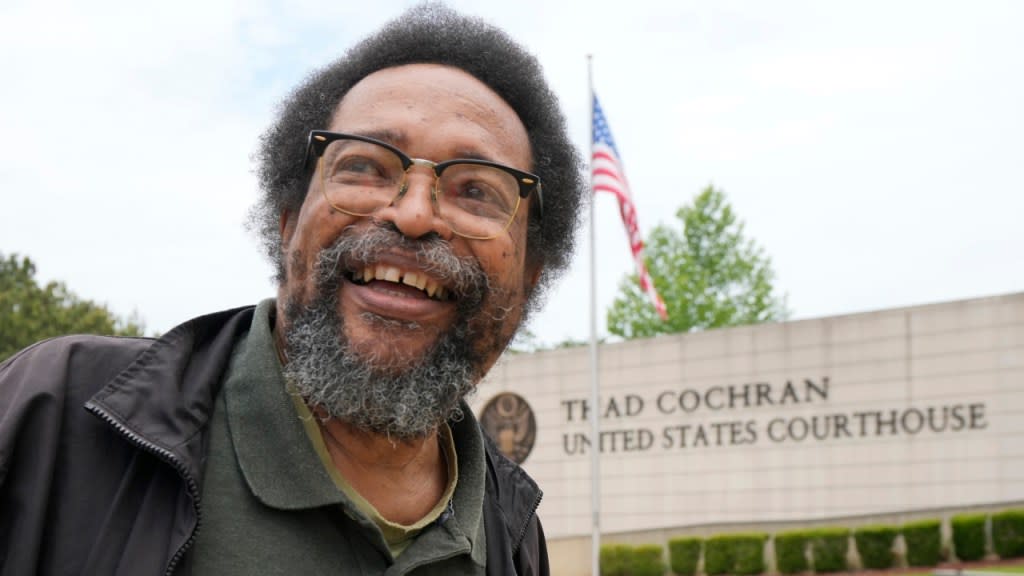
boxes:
[587,53,602,576]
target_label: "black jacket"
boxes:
[0,306,548,575]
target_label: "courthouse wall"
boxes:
[471,292,1024,570]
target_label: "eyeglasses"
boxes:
[305,130,543,240]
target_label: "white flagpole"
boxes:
[587,53,602,576]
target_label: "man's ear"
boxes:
[525,263,543,295]
[280,209,295,249]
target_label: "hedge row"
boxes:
[854,525,898,569]
[773,531,808,574]
[600,543,667,576]
[903,519,942,567]
[706,534,767,575]
[993,510,1024,559]
[653,508,1024,576]
[768,528,848,574]
[952,513,986,561]
[669,537,701,576]
[812,528,849,573]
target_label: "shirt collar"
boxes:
[223,298,346,509]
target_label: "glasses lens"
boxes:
[320,139,404,215]
[316,135,527,239]
[437,163,521,237]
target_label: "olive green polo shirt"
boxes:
[290,395,459,557]
[191,299,487,575]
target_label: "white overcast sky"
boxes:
[1,0,1021,345]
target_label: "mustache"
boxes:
[312,223,489,307]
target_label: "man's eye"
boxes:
[329,156,393,184]
[453,182,495,202]
[448,181,508,208]
[336,157,382,176]
[444,179,515,220]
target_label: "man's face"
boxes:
[276,64,538,418]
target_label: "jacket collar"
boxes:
[86,305,256,483]
[483,434,543,555]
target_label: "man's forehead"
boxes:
[326,63,532,168]
[330,64,519,126]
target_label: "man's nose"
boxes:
[377,169,454,240]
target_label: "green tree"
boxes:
[607,186,788,339]
[0,253,145,362]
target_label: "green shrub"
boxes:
[854,525,898,570]
[632,544,667,576]
[733,534,768,575]
[993,509,1024,559]
[668,537,702,576]
[774,531,809,574]
[705,533,768,575]
[903,519,942,567]
[809,528,849,573]
[952,514,987,561]
[704,536,732,576]
[601,544,632,576]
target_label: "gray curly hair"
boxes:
[250,4,586,305]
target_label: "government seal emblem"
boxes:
[479,392,537,464]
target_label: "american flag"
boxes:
[592,95,668,321]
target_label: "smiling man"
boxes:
[0,5,584,576]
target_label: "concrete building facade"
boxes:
[472,292,1024,574]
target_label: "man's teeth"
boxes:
[403,272,428,291]
[356,265,448,300]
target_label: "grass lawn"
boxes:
[980,566,1024,574]
[876,563,1024,576]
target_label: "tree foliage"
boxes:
[607,186,788,339]
[0,253,145,362]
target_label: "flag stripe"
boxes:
[592,167,621,180]
[591,95,668,321]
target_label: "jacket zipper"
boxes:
[512,490,543,555]
[86,402,202,576]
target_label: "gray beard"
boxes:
[281,225,493,441]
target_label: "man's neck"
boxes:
[315,411,447,525]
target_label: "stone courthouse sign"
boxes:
[558,377,988,455]
[474,292,1024,543]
